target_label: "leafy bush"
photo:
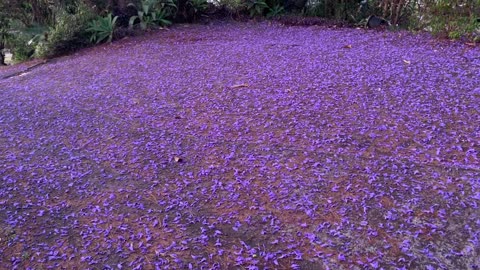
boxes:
[128,0,173,30]
[432,16,480,40]
[246,0,270,17]
[267,4,285,18]
[87,13,118,44]
[155,8,173,26]
[0,17,14,50]
[0,17,48,62]
[35,3,96,58]
[187,0,209,20]
[160,0,179,18]
[11,33,36,61]
[216,0,245,16]
[410,0,480,41]
[302,1,325,17]
[301,0,415,25]
[302,0,360,21]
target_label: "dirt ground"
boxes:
[1,22,479,269]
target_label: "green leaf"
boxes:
[87,13,117,44]
[129,16,139,29]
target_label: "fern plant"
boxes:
[87,13,118,44]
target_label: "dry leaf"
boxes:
[465,42,476,47]
[403,60,411,64]
[231,84,249,89]
[343,44,352,49]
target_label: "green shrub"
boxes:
[128,0,173,30]
[87,13,118,44]
[35,2,96,58]
[301,0,359,21]
[160,0,179,18]
[11,33,36,61]
[188,0,209,20]
[267,4,285,18]
[303,1,325,17]
[216,0,245,15]
[0,17,49,62]
[441,17,480,40]
[0,18,13,50]
[246,0,270,17]
[410,0,480,41]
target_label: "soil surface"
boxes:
[1,21,479,269]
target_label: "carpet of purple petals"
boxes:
[1,22,479,269]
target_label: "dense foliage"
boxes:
[87,13,118,43]
[415,0,480,39]
[34,2,97,58]
[0,0,479,63]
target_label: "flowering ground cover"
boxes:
[0,21,479,269]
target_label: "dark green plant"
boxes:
[436,16,480,40]
[302,0,367,21]
[246,0,270,17]
[411,0,480,41]
[302,2,324,17]
[188,0,208,17]
[13,24,49,61]
[216,0,245,17]
[160,0,179,17]
[11,33,35,61]
[26,24,49,46]
[0,0,34,26]
[0,17,48,62]
[267,4,284,18]
[0,18,13,65]
[87,13,118,44]
[0,18,14,49]
[35,2,96,58]
[154,9,173,26]
[129,12,155,30]
[128,0,173,29]
[0,0,86,28]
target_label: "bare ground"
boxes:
[0,22,479,269]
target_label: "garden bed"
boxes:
[0,21,479,269]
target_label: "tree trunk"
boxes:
[0,47,6,65]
